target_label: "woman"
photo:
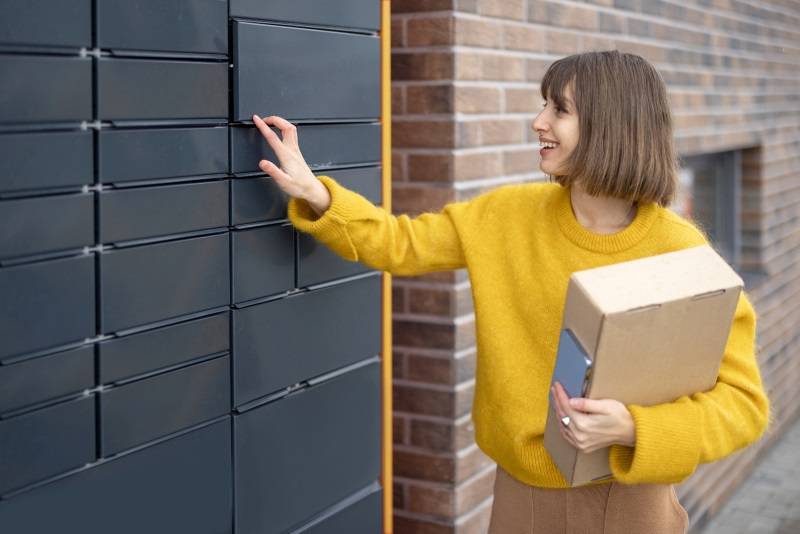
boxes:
[251,50,770,533]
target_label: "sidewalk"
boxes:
[697,417,800,534]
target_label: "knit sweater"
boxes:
[287,175,771,488]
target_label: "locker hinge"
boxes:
[79,47,103,59]
[80,120,104,131]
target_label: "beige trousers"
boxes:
[488,465,689,534]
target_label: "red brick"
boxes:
[454,17,503,48]
[453,86,502,113]
[453,151,502,180]
[407,153,452,182]
[504,24,545,52]
[505,87,539,113]
[477,0,525,20]
[407,85,453,114]
[393,120,455,149]
[393,51,455,80]
[407,16,454,46]
[407,354,452,384]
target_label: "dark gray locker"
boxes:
[231,177,287,226]
[297,233,372,287]
[0,345,93,415]
[233,21,379,121]
[0,255,95,359]
[233,275,381,405]
[0,0,91,49]
[98,126,228,184]
[296,486,383,534]
[0,55,92,124]
[99,312,229,383]
[99,233,229,333]
[325,167,382,205]
[100,356,230,456]
[230,123,381,175]
[230,0,380,31]
[99,180,228,244]
[0,419,232,534]
[0,130,93,194]
[232,225,294,304]
[0,193,94,260]
[97,58,227,121]
[0,396,95,495]
[97,0,227,55]
[235,361,381,534]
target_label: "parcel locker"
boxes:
[97,0,227,55]
[97,126,228,185]
[229,0,380,31]
[297,486,383,534]
[232,224,295,304]
[99,312,229,383]
[0,419,232,534]
[235,360,381,534]
[0,0,91,50]
[231,177,287,226]
[230,123,381,175]
[97,58,227,122]
[0,255,95,359]
[99,180,228,244]
[0,130,93,194]
[0,55,92,124]
[100,355,230,456]
[0,345,94,415]
[233,21,379,121]
[325,167,383,205]
[0,396,95,495]
[0,193,94,260]
[233,274,381,405]
[297,232,373,287]
[99,233,229,333]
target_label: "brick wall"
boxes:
[390,1,800,532]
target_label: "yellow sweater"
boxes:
[288,175,771,488]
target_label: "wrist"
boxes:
[304,178,331,217]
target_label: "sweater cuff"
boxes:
[608,400,701,484]
[288,175,363,233]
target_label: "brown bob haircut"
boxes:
[541,50,677,207]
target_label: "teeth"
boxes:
[540,141,558,149]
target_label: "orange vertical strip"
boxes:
[380,1,393,533]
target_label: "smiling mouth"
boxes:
[539,141,559,154]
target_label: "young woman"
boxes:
[251,51,770,533]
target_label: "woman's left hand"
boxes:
[550,381,636,453]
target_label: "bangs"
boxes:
[540,56,577,110]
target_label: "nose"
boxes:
[532,108,548,134]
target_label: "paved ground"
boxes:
[698,418,800,534]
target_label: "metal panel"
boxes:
[297,233,372,287]
[0,396,95,495]
[0,255,95,359]
[232,225,294,304]
[233,21,379,121]
[0,345,94,415]
[97,0,227,55]
[0,419,232,534]
[0,0,92,49]
[97,58,227,121]
[0,55,92,124]
[99,180,228,244]
[0,130,93,194]
[233,275,381,405]
[230,0,379,31]
[324,167,382,205]
[98,126,228,184]
[296,487,383,534]
[230,123,381,175]
[231,177,287,226]
[0,193,94,260]
[99,233,230,333]
[235,361,381,534]
[99,312,229,383]
[100,356,230,456]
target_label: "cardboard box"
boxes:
[544,244,743,486]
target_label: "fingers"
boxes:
[256,114,299,149]
[252,114,290,159]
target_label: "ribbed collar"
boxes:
[554,185,659,253]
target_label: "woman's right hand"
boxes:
[252,114,331,216]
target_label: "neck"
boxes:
[569,182,637,234]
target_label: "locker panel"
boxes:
[0,419,232,534]
[297,232,372,287]
[0,255,95,359]
[97,126,228,184]
[325,167,382,205]
[0,345,94,415]
[99,180,228,244]
[99,233,229,333]
[229,0,380,31]
[231,177,287,226]
[0,0,92,49]
[296,487,383,534]
[232,225,294,304]
[233,275,381,405]
[97,0,227,55]
[99,312,229,383]
[97,58,227,121]
[233,21,379,121]
[230,123,381,175]
[0,55,92,124]
[0,396,95,495]
[0,193,94,260]
[235,361,381,534]
[100,356,230,456]
[0,130,93,194]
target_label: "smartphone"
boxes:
[551,328,593,398]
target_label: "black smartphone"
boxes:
[551,328,593,398]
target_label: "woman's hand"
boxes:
[550,381,636,453]
[252,114,331,216]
